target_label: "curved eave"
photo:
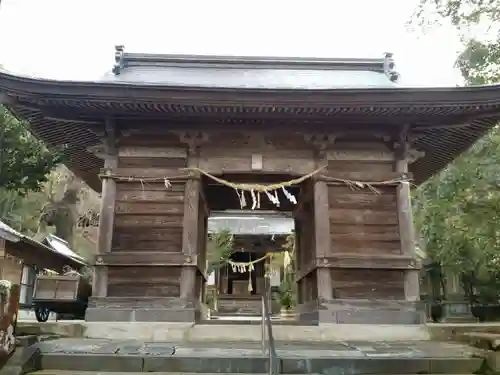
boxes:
[1,71,500,191]
[1,70,500,106]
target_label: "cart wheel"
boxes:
[35,307,50,322]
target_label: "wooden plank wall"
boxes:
[108,267,181,297]
[198,147,315,175]
[108,148,188,298]
[325,150,405,300]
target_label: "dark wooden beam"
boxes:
[11,104,481,129]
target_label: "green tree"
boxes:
[413,0,500,85]
[414,131,500,295]
[0,106,62,193]
[412,0,500,301]
[207,230,234,273]
[0,166,100,261]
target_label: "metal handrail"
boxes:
[261,291,279,375]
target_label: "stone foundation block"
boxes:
[298,299,425,324]
[85,296,208,322]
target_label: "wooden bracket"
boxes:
[102,118,117,154]
[87,118,118,159]
[304,133,336,158]
[177,131,209,154]
[391,124,425,163]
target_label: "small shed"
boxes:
[0,221,87,308]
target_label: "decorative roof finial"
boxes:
[383,52,400,83]
[112,45,125,75]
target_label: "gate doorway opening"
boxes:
[201,173,311,319]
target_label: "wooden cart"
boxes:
[32,274,91,322]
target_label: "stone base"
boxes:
[83,322,430,341]
[16,320,430,341]
[216,295,262,315]
[298,299,425,324]
[34,338,484,374]
[85,297,209,322]
[441,301,476,323]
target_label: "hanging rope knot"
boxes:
[182,166,326,210]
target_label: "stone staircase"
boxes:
[216,297,264,316]
[2,336,490,375]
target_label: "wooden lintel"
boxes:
[322,171,409,183]
[95,252,197,266]
[118,147,187,159]
[316,254,420,270]
[327,150,395,162]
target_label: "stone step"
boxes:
[27,372,477,375]
[458,331,500,350]
[31,373,306,375]
[36,352,484,374]
[24,338,487,375]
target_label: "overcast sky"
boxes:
[0,0,463,86]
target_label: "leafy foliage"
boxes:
[206,229,234,273]
[413,0,500,302]
[0,166,100,260]
[272,232,297,309]
[0,106,62,193]
[414,131,500,275]
[276,279,295,309]
[412,0,500,85]
[415,131,500,301]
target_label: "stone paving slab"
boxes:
[30,337,486,374]
[36,338,484,359]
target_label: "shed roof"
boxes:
[41,234,86,262]
[0,220,86,269]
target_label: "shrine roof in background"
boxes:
[208,211,293,235]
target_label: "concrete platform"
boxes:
[17,321,430,342]
[31,338,484,374]
[25,373,480,375]
[19,320,500,343]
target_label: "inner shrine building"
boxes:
[1,47,500,325]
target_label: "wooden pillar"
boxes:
[93,119,117,299]
[180,144,201,300]
[314,177,333,301]
[303,200,314,302]
[294,218,303,304]
[395,135,420,302]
